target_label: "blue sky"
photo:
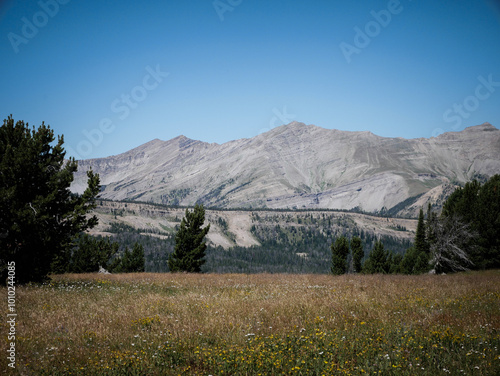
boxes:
[1,0,500,159]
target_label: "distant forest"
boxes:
[94,174,500,274]
[97,215,413,274]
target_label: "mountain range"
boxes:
[71,122,500,216]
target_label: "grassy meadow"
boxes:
[1,271,499,375]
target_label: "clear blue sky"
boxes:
[2,0,500,159]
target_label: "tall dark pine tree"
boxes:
[331,236,350,275]
[0,116,100,283]
[168,204,210,273]
[414,208,430,273]
[415,208,429,254]
[426,203,437,247]
[351,236,364,273]
[363,240,388,274]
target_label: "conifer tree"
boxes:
[400,246,418,274]
[0,116,100,284]
[119,242,145,272]
[331,236,349,275]
[426,203,437,248]
[406,208,431,274]
[68,234,119,273]
[351,236,364,273]
[363,241,388,274]
[168,204,210,272]
[442,175,500,269]
[390,253,403,274]
[415,208,429,255]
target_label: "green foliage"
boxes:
[85,231,173,273]
[404,208,431,274]
[206,219,411,274]
[398,207,436,275]
[168,204,210,272]
[400,247,418,274]
[415,209,429,255]
[442,174,500,269]
[389,253,403,274]
[426,203,438,247]
[68,233,120,273]
[107,221,138,233]
[330,236,350,275]
[0,116,100,284]
[399,175,500,274]
[363,241,390,274]
[114,242,145,273]
[400,248,428,275]
[415,251,430,273]
[87,202,414,274]
[399,210,432,275]
[351,236,363,273]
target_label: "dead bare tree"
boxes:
[429,214,477,273]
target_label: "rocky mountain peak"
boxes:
[72,122,500,216]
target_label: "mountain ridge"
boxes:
[71,122,500,216]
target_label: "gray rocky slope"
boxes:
[71,122,500,215]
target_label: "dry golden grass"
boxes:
[1,271,499,375]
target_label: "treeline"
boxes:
[331,175,500,275]
[89,175,498,275]
[203,221,412,274]
[51,233,146,274]
[442,174,500,269]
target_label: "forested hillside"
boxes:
[88,201,415,273]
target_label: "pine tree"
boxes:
[363,241,387,274]
[351,236,364,273]
[124,242,145,272]
[331,236,349,275]
[168,204,210,273]
[415,208,429,255]
[0,116,100,284]
[68,234,119,273]
[475,175,500,268]
[400,247,418,274]
[426,203,437,248]
[113,244,145,273]
[442,175,500,269]
[410,208,431,273]
[390,253,403,274]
